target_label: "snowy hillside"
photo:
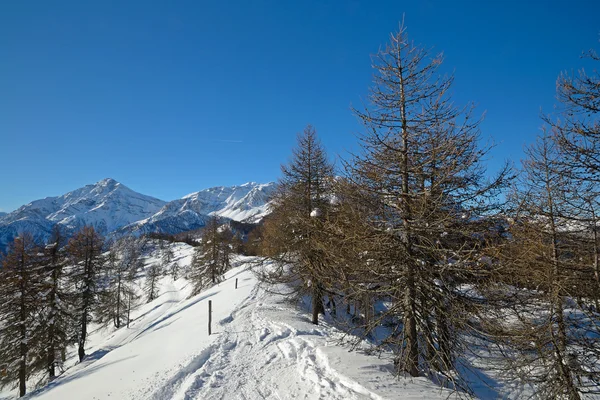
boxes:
[0,180,275,249]
[0,179,166,249]
[0,242,451,400]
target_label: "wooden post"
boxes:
[208,300,212,335]
[235,278,238,289]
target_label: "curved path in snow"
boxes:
[23,258,447,400]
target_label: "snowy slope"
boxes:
[3,247,450,400]
[0,179,166,249]
[120,182,275,235]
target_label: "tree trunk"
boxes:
[550,216,580,400]
[115,274,121,329]
[424,306,437,370]
[399,53,419,378]
[19,296,27,397]
[127,293,131,328]
[330,295,337,317]
[79,302,88,362]
[19,248,28,397]
[48,324,55,379]
[311,283,323,325]
[403,270,419,377]
[437,304,452,371]
[48,267,57,379]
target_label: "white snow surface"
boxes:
[3,245,450,400]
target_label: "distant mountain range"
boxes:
[0,179,275,250]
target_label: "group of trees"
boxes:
[487,48,600,398]
[0,226,163,396]
[189,216,236,295]
[0,226,107,396]
[0,216,238,397]
[261,25,600,398]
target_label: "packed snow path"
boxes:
[23,258,449,400]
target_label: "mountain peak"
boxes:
[0,179,167,249]
[96,178,119,187]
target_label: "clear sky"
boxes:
[1,0,598,212]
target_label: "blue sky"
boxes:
[1,0,598,212]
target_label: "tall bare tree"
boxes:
[490,44,600,399]
[490,131,597,399]
[549,47,600,302]
[339,23,508,381]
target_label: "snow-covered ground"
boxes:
[1,244,453,400]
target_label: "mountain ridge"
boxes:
[0,179,275,250]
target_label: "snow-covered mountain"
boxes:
[0,178,166,249]
[119,182,275,236]
[0,179,275,249]
[0,212,6,218]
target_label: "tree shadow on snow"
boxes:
[131,300,178,325]
[131,291,219,342]
[24,354,137,398]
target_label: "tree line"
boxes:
[0,215,235,397]
[258,24,600,398]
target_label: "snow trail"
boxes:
[15,256,449,400]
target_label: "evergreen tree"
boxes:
[162,244,174,266]
[100,236,143,328]
[144,263,162,302]
[261,124,335,325]
[189,217,232,295]
[218,225,233,272]
[0,234,44,397]
[66,226,104,362]
[170,261,180,281]
[40,226,71,380]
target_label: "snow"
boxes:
[119,182,275,236]
[0,180,275,251]
[0,179,166,249]
[1,243,452,400]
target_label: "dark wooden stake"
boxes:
[235,278,238,289]
[208,300,212,335]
